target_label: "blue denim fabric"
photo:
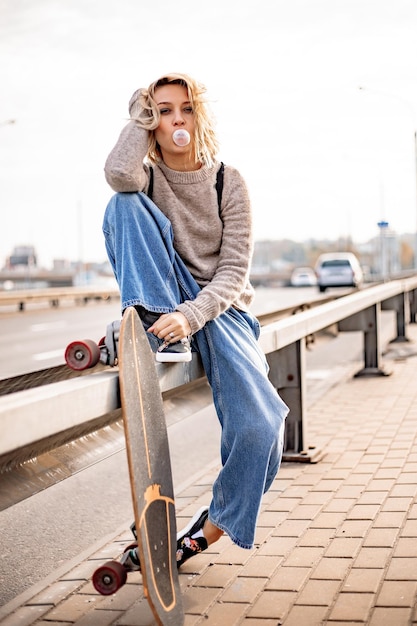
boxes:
[103,192,289,549]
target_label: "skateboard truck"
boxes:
[65,320,121,371]
[92,540,139,595]
[92,517,148,596]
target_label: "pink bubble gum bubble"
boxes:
[172,129,190,146]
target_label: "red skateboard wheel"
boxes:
[65,339,100,371]
[92,560,127,595]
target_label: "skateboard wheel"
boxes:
[65,339,100,371]
[123,542,138,553]
[92,560,127,595]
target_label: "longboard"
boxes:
[93,307,183,625]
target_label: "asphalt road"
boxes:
[0,285,333,379]
[0,287,396,606]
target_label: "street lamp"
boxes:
[377,220,389,281]
[358,87,417,271]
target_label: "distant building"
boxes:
[7,245,37,269]
[52,258,72,272]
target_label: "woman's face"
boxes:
[154,83,196,162]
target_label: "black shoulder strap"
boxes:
[147,162,224,213]
[216,162,225,212]
[147,166,154,200]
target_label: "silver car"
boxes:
[315,253,363,293]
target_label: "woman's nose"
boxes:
[173,110,185,125]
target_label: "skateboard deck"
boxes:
[116,307,183,624]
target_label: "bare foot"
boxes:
[203,519,224,545]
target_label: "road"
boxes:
[0,286,329,378]
[0,287,396,605]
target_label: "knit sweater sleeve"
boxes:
[176,166,254,334]
[104,121,148,192]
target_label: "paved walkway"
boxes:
[1,325,417,626]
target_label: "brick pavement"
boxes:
[1,325,417,625]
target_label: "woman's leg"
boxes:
[193,308,289,549]
[102,192,185,314]
[103,191,289,550]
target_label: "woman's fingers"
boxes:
[148,312,191,340]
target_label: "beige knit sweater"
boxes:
[104,121,255,334]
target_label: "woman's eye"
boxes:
[184,107,193,114]
[159,108,170,115]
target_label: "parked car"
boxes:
[290,266,317,287]
[315,253,363,293]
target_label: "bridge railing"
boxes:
[1,277,417,470]
[0,286,120,311]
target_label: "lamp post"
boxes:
[377,220,389,281]
[414,131,417,270]
[358,87,417,270]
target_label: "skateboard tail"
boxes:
[139,485,177,611]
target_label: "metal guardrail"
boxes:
[1,277,417,470]
[0,271,415,312]
[0,286,120,311]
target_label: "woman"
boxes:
[103,73,289,568]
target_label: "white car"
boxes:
[290,267,317,287]
[315,253,363,293]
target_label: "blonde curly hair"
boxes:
[128,73,219,167]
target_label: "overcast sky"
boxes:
[1,0,417,268]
